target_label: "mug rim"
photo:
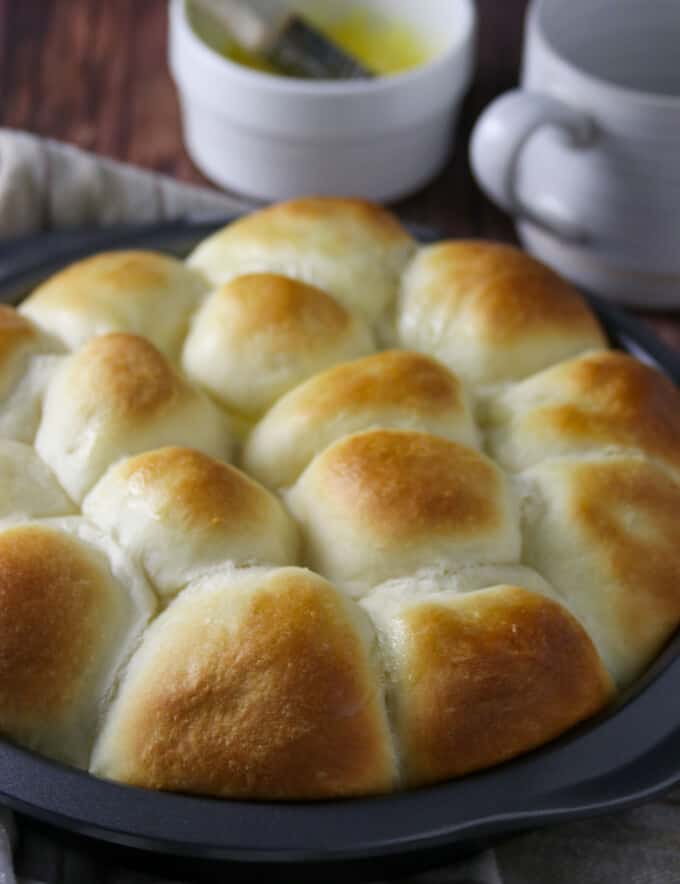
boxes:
[529,0,680,110]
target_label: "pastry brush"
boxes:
[192,0,374,80]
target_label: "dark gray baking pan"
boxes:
[1,217,680,883]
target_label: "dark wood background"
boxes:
[1,0,678,347]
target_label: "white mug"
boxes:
[470,0,680,307]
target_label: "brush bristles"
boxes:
[267,15,374,80]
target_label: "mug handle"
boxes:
[470,90,596,243]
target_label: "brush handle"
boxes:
[191,0,273,51]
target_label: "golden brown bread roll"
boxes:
[187,197,416,326]
[521,454,680,685]
[0,305,63,443]
[2,197,679,802]
[243,350,480,489]
[286,429,520,596]
[0,519,155,767]
[0,440,74,521]
[35,333,232,502]
[91,567,396,798]
[181,273,375,418]
[20,250,207,359]
[83,447,299,598]
[482,350,680,475]
[397,241,607,384]
[363,579,613,786]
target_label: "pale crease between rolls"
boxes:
[0,440,74,521]
[0,196,677,801]
[0,305,64,443]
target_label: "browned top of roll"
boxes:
[0,306,40,365]
[573,458,680,631]
[212,274,352,343]
[0,525,111,720]
[314,430,501,541]
[92,567,395,798]
[71,333,184,420]
[525,351,680,471]
[395,586,612,785]
[418,241,601,344]
[40,250,175,296]
[288,350,464,418]
[224,196,411,248]
[116,446,270,529]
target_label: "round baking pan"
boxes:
[1,218,680,883]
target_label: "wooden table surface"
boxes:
[1,0,679,349]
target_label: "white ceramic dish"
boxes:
[470,0,680,308]
[168,0,476,202]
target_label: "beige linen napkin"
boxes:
[1,129,680,884]
[0,128,252,237]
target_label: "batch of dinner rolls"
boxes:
[1,197,679,799]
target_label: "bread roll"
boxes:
[20,250,207,359]
[286,430,520,596]
[187,197,416,326]
[0,518,155,767]
[243,350,480,489]
[397,241,607,385]
[0,440,74,521]
[362,579,612,787]
[521,454,680,685]
[483,350,680,475]
[35,333,232,502]
[91,567,396,798]
[0,305,63,443]
[84,447,299,598]
[2,196,678,801]
[182,274,375,418]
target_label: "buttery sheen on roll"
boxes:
[243,350,479,489]
[84,447,299,598]
[91,567,396,798]
[36,333,232,502]
[286,429,520,595]
[398,241,606,385]
[182,273,375,418]
[0,518,155,767]
[362,577,613,786]
[187,197,416,326]
[20,250,207,359]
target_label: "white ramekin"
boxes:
[168,0,477,202]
